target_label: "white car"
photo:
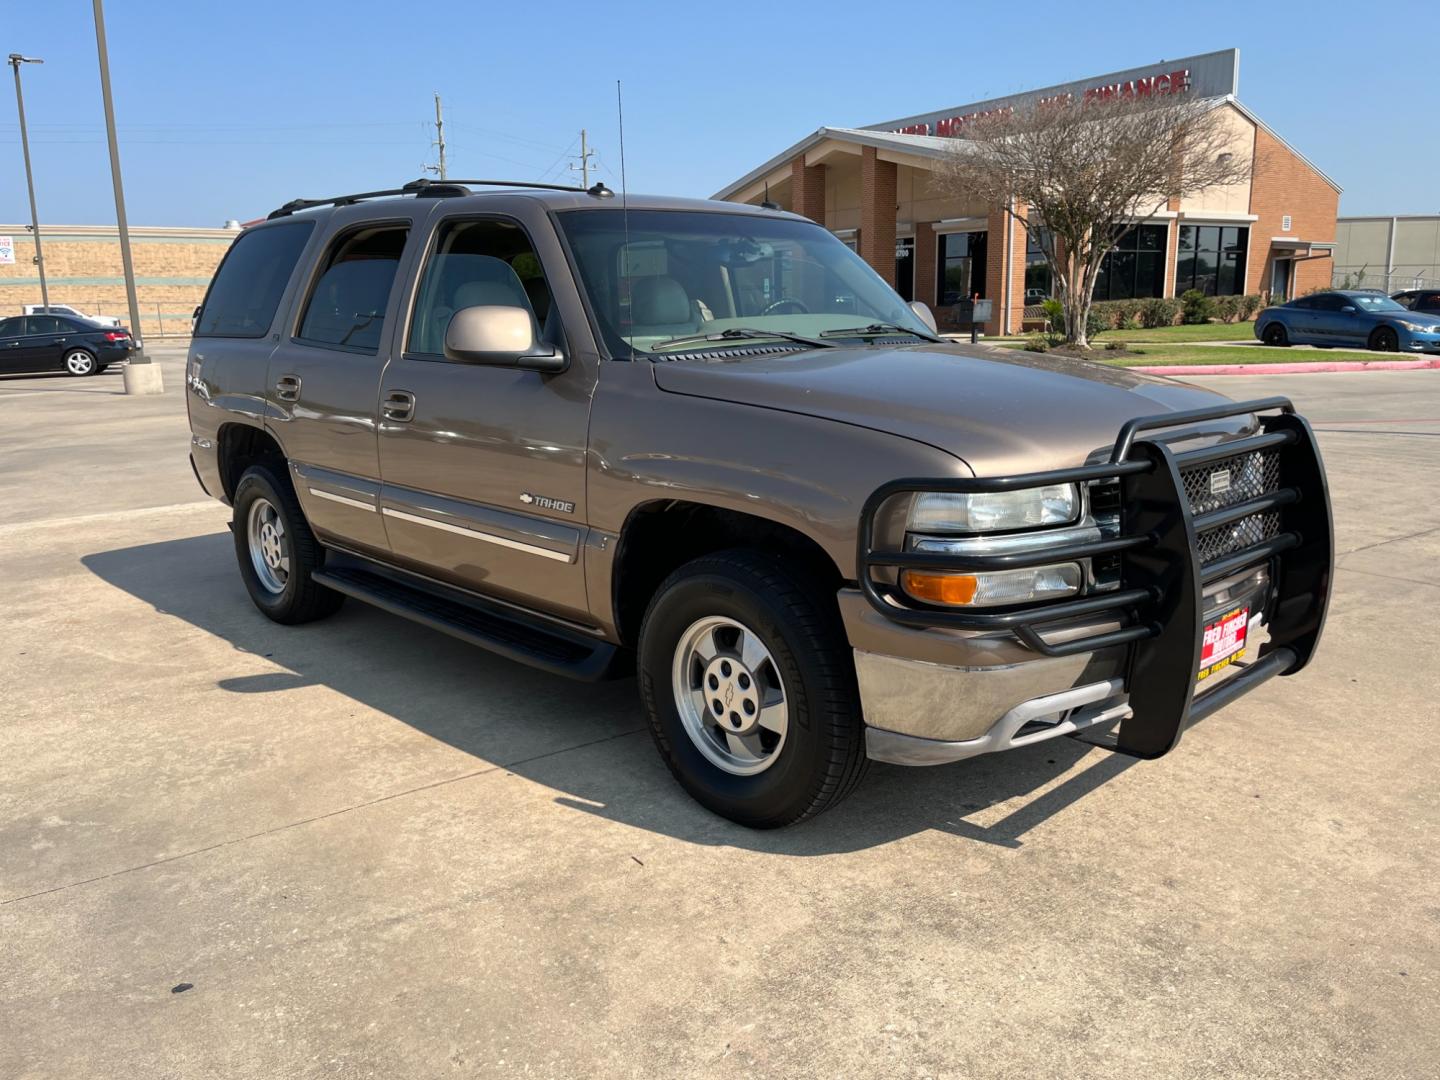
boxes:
[22,303,124,329]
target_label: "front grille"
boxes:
[1181,450,1281,564]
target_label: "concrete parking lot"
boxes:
[2,347,1437,1079]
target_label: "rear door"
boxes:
[266,208,424,556]
[17,316,68,370]
[374,206,598,622]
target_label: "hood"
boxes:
[652,343,1238,476]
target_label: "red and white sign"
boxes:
[1199,606,1249,680]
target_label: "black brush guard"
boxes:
[858,397,1333,759]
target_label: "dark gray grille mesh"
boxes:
[1181,450,1282,563]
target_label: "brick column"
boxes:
[983,203,1028,336]
[913,224,937,308]
[790,157,826,225]
[859,146,897,286]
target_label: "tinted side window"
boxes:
[196,222,314,338]
[406,219,545,356]
[0,317,22,336]
[297,225,409,352]
[24,316,65,335]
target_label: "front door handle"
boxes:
[382,390,416,423]
[275,374,302,401]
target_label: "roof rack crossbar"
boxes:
[267,177,612,219]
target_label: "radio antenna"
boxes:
[617,79,634,361]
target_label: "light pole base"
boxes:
[123,358,164,396]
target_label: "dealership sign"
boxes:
[871,48,1240,139]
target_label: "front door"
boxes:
[1270,257,1292,303]
[894,237,915,302]
[267,213,421,556]
[375,213,596,622]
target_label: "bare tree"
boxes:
[936,95,1254,348]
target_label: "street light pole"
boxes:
[8,54,49,310]
[91,0,162,394]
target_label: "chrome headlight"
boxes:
[1398,319,1437,334]
[907,484,1079,533]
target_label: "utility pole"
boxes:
[92,0,161,394]
[8,54,49,309]
[431,92,447,180]
[568,129,596,189]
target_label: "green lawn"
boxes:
[1104,344,1381,367]
[994,321,1257,345]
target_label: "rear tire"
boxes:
[232,465,344,625]
[638,549,867,828]
[63,348,98,376]
[1369,326,1399,352]
[1261,323,1289,347]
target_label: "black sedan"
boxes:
[0,313,135,377]
[1392,289,1440,315]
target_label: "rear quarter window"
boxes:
[195,221,315,338]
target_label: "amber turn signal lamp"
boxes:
[901,570,979,606]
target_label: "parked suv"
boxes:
[187,179,1333,828]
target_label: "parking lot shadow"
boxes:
[84,532,1141,854]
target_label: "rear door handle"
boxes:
[382,390,416,423]
[275,374,302,401]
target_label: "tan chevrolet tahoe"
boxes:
[186,178,1333,828]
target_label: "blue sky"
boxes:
[2,0,1430,227]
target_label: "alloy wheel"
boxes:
[246,496,290,594]
[64,349,95,375]
[671,615,789,776]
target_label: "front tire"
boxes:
[638,550,867,828]
[63,348,98,376]
[232,465,344,624]
[1369,326,1399,352]
[1261,323,1289,347]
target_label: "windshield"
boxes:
[557,209,933,358]
[1352,294,1405,312]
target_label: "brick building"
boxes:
[0,223,239,338]
[714,49,1340,336]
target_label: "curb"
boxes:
[1128,359,1440,376]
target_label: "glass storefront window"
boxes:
[938,230,987,306]
[1093,224,1168,301]
[1176,225,1249,296]
[1024,228,1053,303]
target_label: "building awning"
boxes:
[1270,238,1337,255]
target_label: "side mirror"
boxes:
[908,300,939,334]
[443,305,567,373]
[1341,306,1356,313]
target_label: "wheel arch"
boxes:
[216,420,288,503]
[609,499,846,648]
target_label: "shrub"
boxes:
[1238,294,1263,321]
[1086,307,1108,341]
[1140,297,1181,328]
[1181,289,1215,324]
[1041,298,1064,335]
[1104,340,1125,351]
[1025,334,1050,353]
[1213,295,1242,323]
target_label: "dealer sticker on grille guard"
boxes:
[1198,606,1249,681]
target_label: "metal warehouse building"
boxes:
[714,49,1340,336]
[1332,217,1440,293]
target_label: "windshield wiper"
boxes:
[647,327,837,353]
[819,322,943,343]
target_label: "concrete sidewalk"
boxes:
[2,360,1437,1079]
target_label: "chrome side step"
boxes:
[311,564,623,682]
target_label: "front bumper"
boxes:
[856,565,1273,764]
[852,396,1333,764]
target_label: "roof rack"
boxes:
[267,177,614,219]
